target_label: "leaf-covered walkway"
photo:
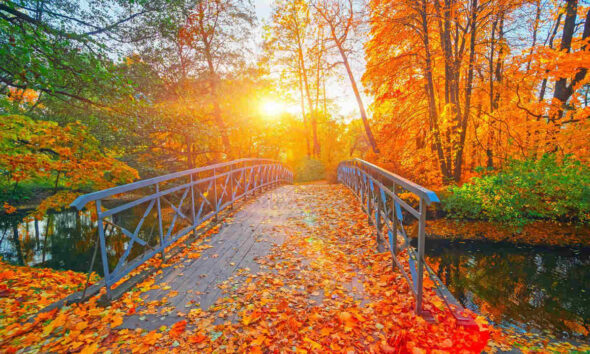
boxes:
[4,184,493,352]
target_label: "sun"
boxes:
[259,97,286,118]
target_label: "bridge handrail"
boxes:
[339,159,440,204]
[337,159,473,325]
[71,158,281,210]
[71,158,293,300]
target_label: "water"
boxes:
[424,238,590,342]
[0,206,167,276]
[0,210,99,272]
[1,210,589,341]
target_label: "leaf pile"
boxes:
[0,260,97,330]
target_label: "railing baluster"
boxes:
[230,165,234,208]
[376,186,383,252]
[95,200,111,300]
[156,183,165,258]
[392,183,398,257]
[213,168,218,219]
[416,197,426,315]
[190,174,196,227]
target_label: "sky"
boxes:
[252,0,371,121]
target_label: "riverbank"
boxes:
[424,218,590,248]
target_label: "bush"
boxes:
[294,158,326,182]
[443,154,590,225]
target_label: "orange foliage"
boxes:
[0,115,138,217]
[0,259,98,330]
[363,0,590,187]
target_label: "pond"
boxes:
[1,210,589,342]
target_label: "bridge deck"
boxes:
[122,184,367,330]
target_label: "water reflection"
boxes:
[425,239,590,341]
[0,210,99,272]
[0,206,167,275]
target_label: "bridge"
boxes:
[68,158,475,330]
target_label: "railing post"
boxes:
[392,183,398,258]
[156,183,165,258]
[376,187,384,252]
[230,164,234,208]
[190,174,196,227]
[415,197,426,315]
[213,168,218,220]
[95,200,111,300]
[367,181,373,225]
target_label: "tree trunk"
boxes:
[552,0,578,120]
[334,41,378,154]
[298,65,311,158]
[419,0,450,182]
[453,0,478,182]
[539,13,563,101]
[198,2,231,160]
[526,0,542,71]
[296,41,320,157]
[185,135,194,169]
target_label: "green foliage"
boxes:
[295,158,325,182]
[0,1,135,106]
[443,154,590,225]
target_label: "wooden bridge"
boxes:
[69,158,475,331]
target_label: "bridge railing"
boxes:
[337,159,473,324]
[71,158,293,299]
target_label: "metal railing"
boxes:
[71,158,293,299]
[338,159,473,324]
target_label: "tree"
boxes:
[0,114,138,217]
[313,0,379,154]
[0,0,155,107]
[265,0,319,157]
[551,0,590,121]
[178,0,256,159]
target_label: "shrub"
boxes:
[443,154,590,225]
[294,158,325,182]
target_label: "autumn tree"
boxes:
[312,0,379,154]
[265,0,320,157]
[550,0,590,121]
[178,0,256,159]
[0,115,138,216]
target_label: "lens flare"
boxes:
[260,97,286,118]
